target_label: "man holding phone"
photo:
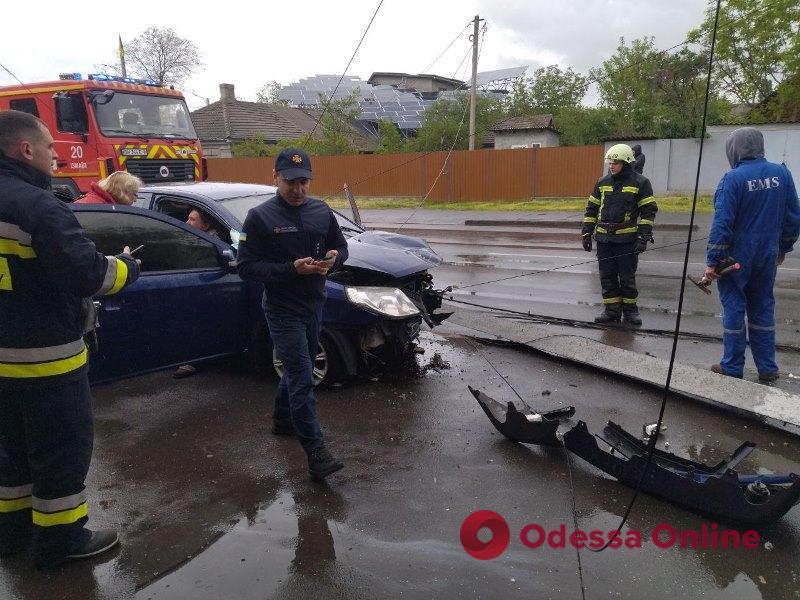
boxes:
[237,148,348,480]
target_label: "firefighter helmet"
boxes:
[605,144,635,164]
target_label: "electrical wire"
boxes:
[586,0,723,553]
[441,296,800,353]
[302,0,385,148]
[450,235,710,291]
[395,23,487,231]
[320,0,781,203]
[320,38,476,203]
[420,22,472,74]
[572,0,783,98]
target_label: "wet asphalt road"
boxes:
[1,332,799,600]
[361,210,800,393]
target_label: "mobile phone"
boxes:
[129,244,145,256]
[312,240,326,261]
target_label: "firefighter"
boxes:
[706,127,800,382]
[582,144,657,326]
[0,111,140,569]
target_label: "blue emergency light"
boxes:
[88,73,160,87]
[58,73,82,81]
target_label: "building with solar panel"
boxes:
[276,68,528,140]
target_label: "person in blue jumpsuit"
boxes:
[706,127,800,382]
[237,148,348,480]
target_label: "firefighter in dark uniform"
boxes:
[582,144,657,326]
[0,111,139,569]
[237,148,348,480]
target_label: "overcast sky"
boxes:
[1,0,709,110]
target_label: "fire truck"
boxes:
[0,73,205,198]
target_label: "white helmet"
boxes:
[605,144,635,163]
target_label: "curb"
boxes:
[447,305,800,436]
[464,219,699,232]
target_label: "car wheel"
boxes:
[271,333,344,387]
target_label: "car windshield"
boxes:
[93,92,197,139]
[220,195,364,234]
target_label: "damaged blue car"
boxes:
[71,182,449,385]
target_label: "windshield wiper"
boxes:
[102,128,150,141]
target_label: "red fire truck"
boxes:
[0,73,205,198]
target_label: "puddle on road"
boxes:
[135,491,301,600]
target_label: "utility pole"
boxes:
[468,14,483,150]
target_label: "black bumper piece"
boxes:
[563,420,800,526]
[468,386,574,447]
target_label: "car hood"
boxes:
[345,230,442,277]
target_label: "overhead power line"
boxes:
[303,0,385,147]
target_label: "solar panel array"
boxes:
[277,70,526,132]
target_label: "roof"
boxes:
[476,66,528,87]
[490,114,559,133]
[0,79,183,98]
[603,132,659,141]
[190,100,377,152]
[368,72,466,88]
[141,182,277,200]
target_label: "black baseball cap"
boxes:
[275,147,313,180]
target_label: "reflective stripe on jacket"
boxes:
[582,166,657,244]
[0,157,139,385]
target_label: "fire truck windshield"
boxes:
[93,92,197,140]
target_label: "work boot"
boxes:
[594,304,621,324]
[758,372,779,384]
[308,447,344,480]
[711,364,741,378]
[271,418,295,436]
[622,306,642,327]
[37,529,119,570]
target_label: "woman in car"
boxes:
[75,171,143,205]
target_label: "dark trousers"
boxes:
[0,377,93,566]
[265,307,325,455]
[596,241,639,310]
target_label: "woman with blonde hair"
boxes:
[75,171,143,205]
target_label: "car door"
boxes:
[71,205,248,383]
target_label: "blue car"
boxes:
[71,182,448,385]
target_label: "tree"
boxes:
[411,93,504,152]
[375,120,405,154]
[256,80,288,105]
[101,27,203,87]
[505,66,587,116]
[232,134,274,157]
[554,107,619,146]
[591,37,725,138]
[313,91,361,155]
[688,0,800,109]
[234,92,363,157]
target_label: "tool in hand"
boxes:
[687,256,740,294]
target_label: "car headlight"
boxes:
[345,286,420,318]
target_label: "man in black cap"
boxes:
[237,148,348,480]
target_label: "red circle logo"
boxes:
[460,510,510,560]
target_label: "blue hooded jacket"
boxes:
[707,128,800,267]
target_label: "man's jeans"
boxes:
[265,307,325,454]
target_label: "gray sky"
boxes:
[0,0,709,110]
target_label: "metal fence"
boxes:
[206,145,605,200]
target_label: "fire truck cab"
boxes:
[0,73,205,198]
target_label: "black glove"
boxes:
[582,235,592,252]
[633,237,648,254]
